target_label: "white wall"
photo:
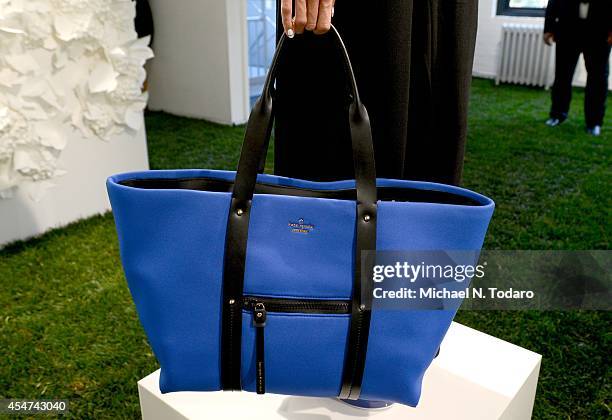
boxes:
[475,0,612,88]
[147,0,249,125]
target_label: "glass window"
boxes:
[509,0,547,8]
[247,0,277,103]
[497,0,547,17]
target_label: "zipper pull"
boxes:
[253,302,266,394]
[253,302,266,327]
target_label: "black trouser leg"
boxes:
[583,42,611,128]
[550,41,581,121]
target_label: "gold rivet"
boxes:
[229,299,235,305]
[256,312,262,318]
[364,214,371,222]
[236,208,244,216]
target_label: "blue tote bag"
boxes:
[107,27,494,406]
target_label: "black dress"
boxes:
[134,0,154,41]
[273,0,479,186]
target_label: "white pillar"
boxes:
[147,0,250,125]
[0,124,148,247]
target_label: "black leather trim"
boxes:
[220,97,275,390]
[221,25,375,397]
[118,177,483,206]
[338,100,377,400]
[220,79,275,392]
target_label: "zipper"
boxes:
[252,302,266,394]
[243,296,350,394]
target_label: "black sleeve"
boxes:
[134,0,154,40]
[607,0,612,33]
[544,0,560,34]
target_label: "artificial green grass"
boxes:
[0,78,610,419]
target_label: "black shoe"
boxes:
[546,118,564,127]
[586,125,601,136]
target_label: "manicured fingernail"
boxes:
[287,29,294,38]
[306,24,315,31]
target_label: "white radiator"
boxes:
[496,24,555,89]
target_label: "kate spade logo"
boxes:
[288,218,315,234]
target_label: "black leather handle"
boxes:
[231,25,377,211]
[221,26,377,400]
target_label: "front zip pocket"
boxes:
[243,296,350,394]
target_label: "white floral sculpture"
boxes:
[0,0,153,198]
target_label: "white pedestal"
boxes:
[138,322,541,420]
[0,121,148,246]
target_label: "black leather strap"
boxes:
[220,89,274,391]
[220,26,377,399]
[338,101,377,400]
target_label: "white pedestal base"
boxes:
[138,322,541,420]
[0,121,148,246]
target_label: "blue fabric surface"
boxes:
[107,169,494,406]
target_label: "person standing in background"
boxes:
[273,0,479,186]
[544,0,612,136]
